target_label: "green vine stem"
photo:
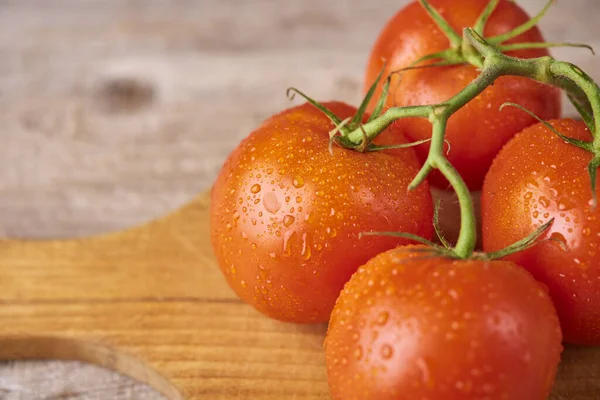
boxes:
[341,28,600,259]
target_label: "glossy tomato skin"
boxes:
[364,0,561,190]
[482,119,600,345]
[324,245,562,400]
[210,102,434,323]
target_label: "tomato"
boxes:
[364,0,561,190]
[482,118,600,345]
[210,101,434,323]
[324,245,563,400]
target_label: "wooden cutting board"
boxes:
[0,191,599,400]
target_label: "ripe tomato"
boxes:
[364,0,561,190]
[324,245,562,400]
[482,119,600,345]
[210,101,434,323]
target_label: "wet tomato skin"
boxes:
[364,0,561,190]
[482,119,600,345]
[324,245,562,400]
[210,102,434,323]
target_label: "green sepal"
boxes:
[417,0,462,48]
[433,199,452,249]
[484,218,555,260]
[500,102,594,151]
[568,93,596,133]
[353,63,387,127]
[488,0,554,45]
[367,138,431,152]
[286,87,345,131]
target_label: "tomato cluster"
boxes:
[210,0,600,399]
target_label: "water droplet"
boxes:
[251,243,257,250]
[254,198,260,204]
[330,208,336,216]
[539,196,550,208]
[251,218,257,226]
[373,311,389,326]
[354,346,363,360]
[583,227,591,237]
[268,252,277,259]
[226,223,232,231]
[524,192,533,200]
[533,211,539,218]
[264,192,281,214]
[283,215,295,227]
[381,344,393,360]
[241,232,248,239]
[240,280,247,288]
[282,231,297,257]
[250,184,261,194]
[293,176,305,188]
[230,266,237,275]
[558,203,567,211]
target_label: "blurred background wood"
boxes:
[1,0,599,398]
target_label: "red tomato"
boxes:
[364,0,561,190]
[210,102,434,323]
[324,245,563,400]
[482,119,600,345]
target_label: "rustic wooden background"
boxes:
[1,0,599,398]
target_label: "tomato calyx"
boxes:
[402,0,592,76]
[363,199,557,262]
[286,68,430,154]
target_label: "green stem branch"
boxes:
[341,27,600,259]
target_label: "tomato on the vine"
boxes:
[210,101,434,323]
[482,118,600,345]
[364,0,561,190]
[324,245,562,400]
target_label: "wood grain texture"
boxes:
[2,0,600,398]
[1,191,600,400]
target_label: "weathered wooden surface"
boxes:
[1,0,600,398]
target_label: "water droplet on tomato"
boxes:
[263,192,281,214]
[301,233,311,260]
[533,211,539,218]
[226,223,232,231]
[241,232,248,239]
[583,227,591,237]
[250,184,261,194]
[376,311,389,326]
[240,280,247,288]
[283,215,295,227]
[292,176,305,188]
[282,230,297,257]
[354,346,363,360]
[539,196,551,208]
[381,344,393,360]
